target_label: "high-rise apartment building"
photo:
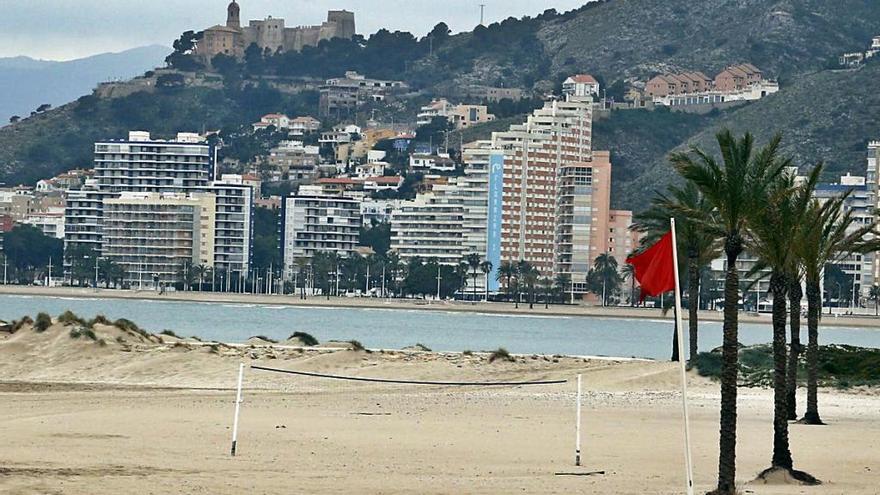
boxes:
[101,192,216,289]
[93,131,213,193]
[64,131,254,286]
[280,195,361,280]
[488,95,614,295]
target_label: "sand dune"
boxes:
[0,318,877,494]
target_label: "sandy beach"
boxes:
[1,317,878,494]
[3,285,880,329]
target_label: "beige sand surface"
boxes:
[0,322,877,494]
[4,285,880,329]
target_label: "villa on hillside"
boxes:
[645,63,778,108]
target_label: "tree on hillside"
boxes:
[673,130,788,494]
[359,221,391,256]
[166,30,204,71]
[36,104,52,113]
[8,115,20,124]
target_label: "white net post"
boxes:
[230,362,244,456]
[575,373,582,466]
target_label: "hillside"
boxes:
[618,62,880,208]
[0,45,170,124]
[1,0,879,209]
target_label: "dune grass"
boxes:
[289,331,319,346]
[34,312,52,332]
[488,347,515,363]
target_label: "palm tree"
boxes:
[869,284,880,316]
[465,253,481,303]
[480,260,493,301]
[672,130,787,494]
[591,253,619,306]
[194,264,209,291]
[522,265,539,309]
[554,273,571,304]
[620,263,636,307]
[794,190,877,425]
[745,164,817,479]
[497,261,516,302]
[541,276,554,308]
[786,272,803,421]
[633,182,722,361]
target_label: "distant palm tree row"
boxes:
[636,130,878,492]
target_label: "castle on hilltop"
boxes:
[196,1,356,61]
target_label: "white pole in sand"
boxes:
[670,218,695,495]
[230,362,244,456]
[575,373,582,466]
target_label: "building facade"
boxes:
[101,193,216,289]
[280,196,361,279]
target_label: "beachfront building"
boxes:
[390,193,467,265]
[280,195,361,280]
[63,180,119,257]
[64,131,255,285]
[93,131,213,193]
[208,175,255,282]
[489,95,610,296]
[101,192,216,289]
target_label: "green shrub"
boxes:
[289,331,319,346]
[488,347,514,363]
[251,335,278,343]
[88,314,112,327]
[462,350,473,356]
[11,316,33,332]
[114,318,148,337]
[96,339,107,347]
[412,343,432,352]
[69,328,82,339]
[160,330,179,338]
[348,340,365,351]
[82,329,97,341]
[58,310,86,326]
[34,313,52,332]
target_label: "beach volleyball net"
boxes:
[228,363,587,468]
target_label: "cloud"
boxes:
[0,0,588,60]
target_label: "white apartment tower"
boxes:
[280,195,361,280]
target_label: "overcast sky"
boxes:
[1,0,589,60]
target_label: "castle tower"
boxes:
[226,0,241,29]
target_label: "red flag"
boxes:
[626,231,676,301]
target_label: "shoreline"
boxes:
[2,285,880,329]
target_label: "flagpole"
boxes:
[670,218,695,495]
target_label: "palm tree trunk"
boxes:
[786,280,802,420]
[769,271,793,469]
[716,245,740,494]
[802,280,824,424]
[671,303,680,362]
[688,256,700,362]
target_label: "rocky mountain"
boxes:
[0,45,170,124]
[1,0,879,210]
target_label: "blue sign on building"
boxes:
[486,152,504,291]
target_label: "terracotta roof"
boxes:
[366,176,403,184]
[262,113,286,119]
[569,74,598,84]
[241,174,260,181]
